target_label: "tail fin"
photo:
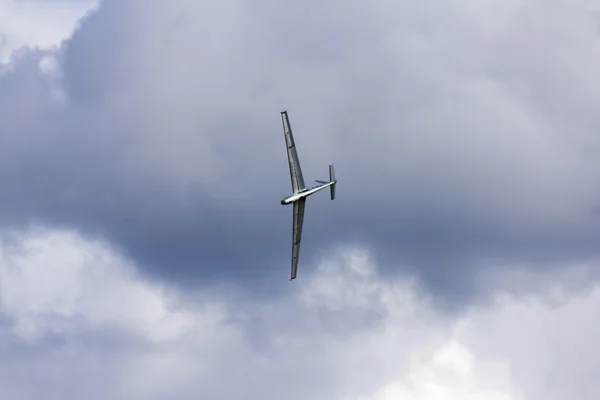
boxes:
[329,164,336,200]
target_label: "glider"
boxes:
[279,110,337,280]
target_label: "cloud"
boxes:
[0,0,97,62]
[3,2,600,399]
[1,228,599,399]
[2,0,600,297]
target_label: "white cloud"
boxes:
[1,229,599,399]
[0,228,211,343]
[0,0,96,63]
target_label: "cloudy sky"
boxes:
[2,0,600,398]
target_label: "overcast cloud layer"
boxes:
[2,0,600,398]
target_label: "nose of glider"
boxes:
[281,199,286,205]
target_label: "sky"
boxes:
[1,0,600,398]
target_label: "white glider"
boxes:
[279,110,337,280]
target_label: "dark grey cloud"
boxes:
[2,0,600,301]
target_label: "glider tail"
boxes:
[315,164,336,200]
[329,164,336,200]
